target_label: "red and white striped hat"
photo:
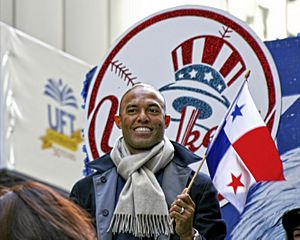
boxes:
[171,35,246,92]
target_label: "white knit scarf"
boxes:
[109,135,175,238]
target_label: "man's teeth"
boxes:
[135,127,151,132]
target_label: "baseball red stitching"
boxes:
[110,60,137,86]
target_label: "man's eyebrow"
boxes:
[148,103,161,107]
[125,104,137,110]
[126,104,137,108]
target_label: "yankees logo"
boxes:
[84,6,281,162]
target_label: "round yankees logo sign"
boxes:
[84,5,281,161]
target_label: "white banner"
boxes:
[0,22,92,191]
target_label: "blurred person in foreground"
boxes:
[71,83,226,239]
[0,181,96,240]
[282,208,300,240]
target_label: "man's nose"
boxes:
[137,109,149,122]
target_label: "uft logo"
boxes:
[40,78,82,152]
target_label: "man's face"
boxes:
[114,86,170,154]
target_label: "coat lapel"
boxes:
[162,161,192,207]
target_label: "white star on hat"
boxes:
[189,69,198,78]
[204,71,213,82]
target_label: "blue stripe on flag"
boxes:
[206,126,231,178]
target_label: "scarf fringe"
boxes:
[109,214,174,238]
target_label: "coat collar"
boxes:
[88,153,114,172]
[88,141,202,172]
[171,141,202,166]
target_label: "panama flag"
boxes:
[206,80,285,213]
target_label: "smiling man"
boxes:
[70,83,226,240]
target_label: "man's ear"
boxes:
[164,115,171,128]
[114,115,121,129]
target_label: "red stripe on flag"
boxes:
[232,126,285,181]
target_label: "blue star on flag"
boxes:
[231,104,245,122]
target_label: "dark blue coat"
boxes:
[70,141,226,240]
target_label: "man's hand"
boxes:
[169,188,196,240]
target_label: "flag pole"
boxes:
[244,69,251,80]
[169,156,206,225]
[186,156,206,193]
[186,69,251,194]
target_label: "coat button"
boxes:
[100,176,107,183]
[102,209,109,216]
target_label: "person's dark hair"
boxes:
[0,181,96,240]
[282,208,300,240]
